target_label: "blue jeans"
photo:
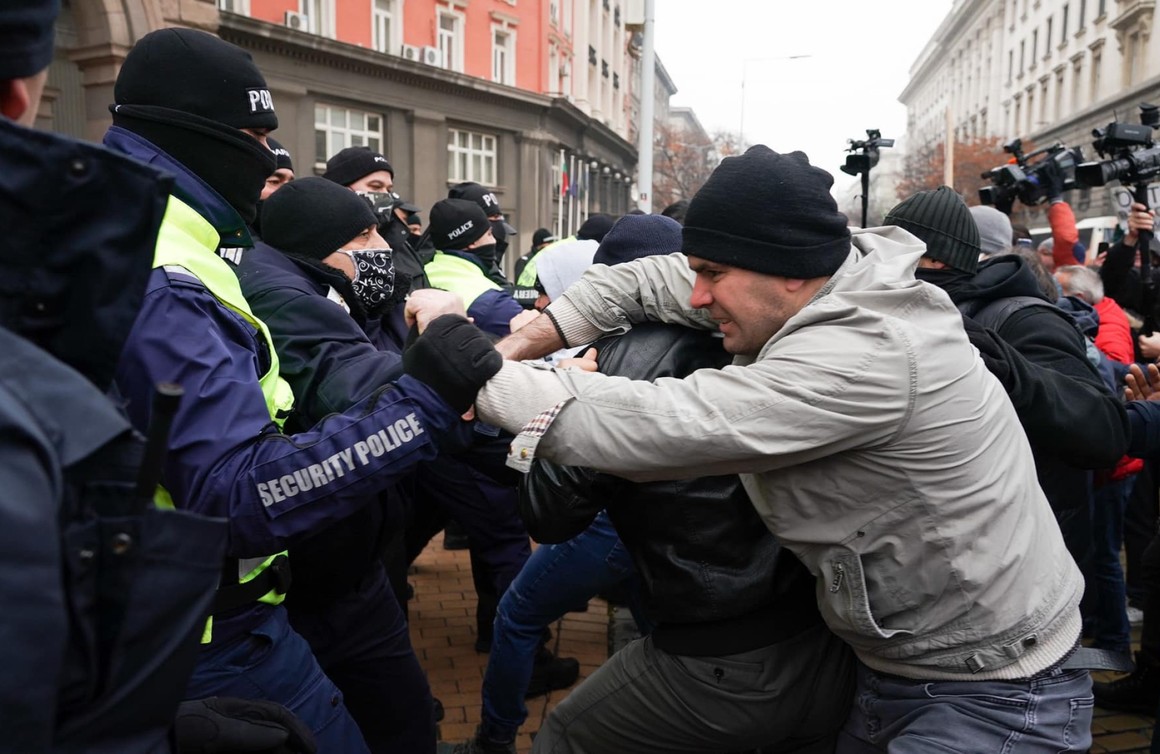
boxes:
[186,606,370,753]
[838,660,1093,753]
[1086,475,1136,654]
[480,511,648,742]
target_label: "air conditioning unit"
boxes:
[420,46,441,67]
[400,44,420,61]
[284,10,309,31]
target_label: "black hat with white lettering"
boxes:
[112,28,278,131]
[268,136,293,172]
[262,177,376,260]
[449,181,502,218]
[323,146,395,186]
[429,198,490,251]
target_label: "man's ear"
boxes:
[0,78,32,123]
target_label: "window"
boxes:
[217,0,250,13]
[1078,0,1086,29]
[301,0,334,37]
[1047,17,1053,49]
[314,104,382,168]
[1007,49,1014,82]
[549,0,559,26]
[492,29,515,85]
[1072,57,1084,110]
[1097,0,1105,17]
[1019,39,1025,75]
[438,10,464,72]
[1031,29,1038,64]
[1026,89,1035,131]
[1040,80,1048,123]
[372,0,399,55]
[447,129,498,185]
[563,0,573,34]
[1055,70,1065,117]
[1090,47,1101,102]
[1062,4,1069,37]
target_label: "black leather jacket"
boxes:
[521,323,821,656]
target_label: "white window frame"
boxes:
[447,128,498,185]
[314,104,384,170]
[492,27,516,85]
[217,0,250,14]
[372,0,403,55]
[301,0,335,37]
[437,9,466,72]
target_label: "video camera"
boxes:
[978,138,1084,208]
[841,129,895,176]
[1075,103,1160,187]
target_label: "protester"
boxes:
[408,146,1095,752]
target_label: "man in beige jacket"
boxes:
[407,146,1091,752]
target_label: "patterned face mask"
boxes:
[338,247,396,315]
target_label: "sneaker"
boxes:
[1093,652,1160,714]
[451,728,516,754]
[443,521,470,551]
[1128,606,1145,626]
[526,647,580,698]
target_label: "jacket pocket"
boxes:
[820,550,916,647]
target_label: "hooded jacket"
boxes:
[919,255,1128,512]
[476,227,1083,681]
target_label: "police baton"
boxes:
[134,382,185,505]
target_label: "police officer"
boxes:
[425,199,526,337]
[0,4,314,752]
[103,28,500,751]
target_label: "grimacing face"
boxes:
[687,256,823,356]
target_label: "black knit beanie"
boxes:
[884,186,980,274]
[577,214,615,242]
[261,177,376,260]
[0,0,58,80]
[112,29,278,225]
[322,146,394,187]
[683,145,851,278]
[113,28,277,131]
[429,198,490,251]
[448,181,502,217]
[593,214,683,266]
[268,136,293,172]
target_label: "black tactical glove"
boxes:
[403,314,503,412]
[175,697,317,754]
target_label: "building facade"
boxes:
[43,0,662,268]
[899,0,1160,223]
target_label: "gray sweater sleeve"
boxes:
[545,253,717,347]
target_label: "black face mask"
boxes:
[490,219,509,264]
[471,242,499,269]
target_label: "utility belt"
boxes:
[212,554,292,616]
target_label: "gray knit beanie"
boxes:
[970,205,1014,256]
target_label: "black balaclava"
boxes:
[111,28,279,226]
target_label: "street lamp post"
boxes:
[739,54,812,146]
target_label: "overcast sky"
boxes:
[654,0,954,194]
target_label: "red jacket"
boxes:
[1050,201,1080,268]
[1094,296,1134,365]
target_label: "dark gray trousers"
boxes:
[532,626,856,754]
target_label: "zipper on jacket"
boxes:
[830,562,845,593]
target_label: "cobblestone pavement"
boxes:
[408,532,1154,752]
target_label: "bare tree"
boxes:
[895,136,1008,206]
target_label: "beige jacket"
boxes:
[476,226,1082,681]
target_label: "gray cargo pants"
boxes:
[531,626,855,754]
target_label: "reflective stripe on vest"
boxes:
[426,251,501,310]
[150,196,291,637]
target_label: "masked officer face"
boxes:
[322,225,388,280]
[348,170,394,194]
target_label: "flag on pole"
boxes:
[560,154,570,197]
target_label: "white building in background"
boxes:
[899,0,1160,220]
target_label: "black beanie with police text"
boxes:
[429,199,490,251]
[884,186,980,274]
[323,147,394,187]
[261,177,376,260]
[682,145,851,278]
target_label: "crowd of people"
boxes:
[13,1,1160,753]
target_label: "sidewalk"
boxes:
[408,532,610,754]
[408,531,1155,752]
